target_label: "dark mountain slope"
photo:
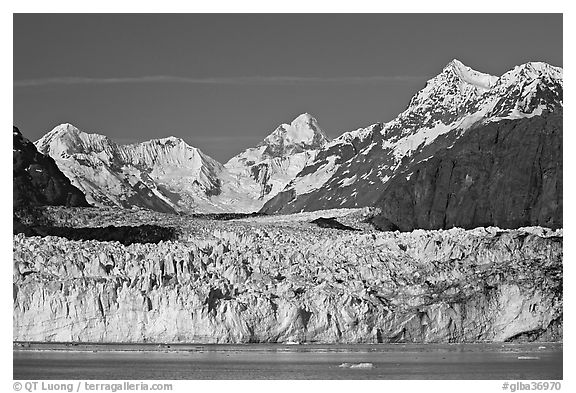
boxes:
[372,114,562,231]
[260,61,562,218]
[13,126,89,208]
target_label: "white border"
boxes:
[3,3,571,392]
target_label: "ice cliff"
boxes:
[13,224,562,343]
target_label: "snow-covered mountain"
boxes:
[261,59,563,214]
[35,113,329,213]
[257,112,329,156]
[33,59,562,217]
[35,124,228,213]
[224,113,329,202]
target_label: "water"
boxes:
[13,343,562,380]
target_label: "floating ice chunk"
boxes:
[339,362,374,369]
[350,363,374,369]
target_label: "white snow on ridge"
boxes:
[382,121,452,160]
[486,104,549,123]
[222,113,330,210]
[328,124,377,149]
[375,60,562,164]
[35,124,228,212]
[361,142,377,155]
[232,61,561,213]
[284,113,320,144]
[497,62,563,87]
[449,59,499,91]
[259,113,329,150]
[37,113,331,214]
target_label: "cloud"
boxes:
[14,75,427,87]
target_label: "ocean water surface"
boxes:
[13,343,562,380]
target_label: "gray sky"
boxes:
[14,14,562,162]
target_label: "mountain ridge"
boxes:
[261,59,563,218]
[35,112,329,213]
[32,59,563,224]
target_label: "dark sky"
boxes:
[14,14,562,162]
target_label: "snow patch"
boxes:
[293,155,339,195]
[361,142,377,155]
[339,174,357,187]
[383,121,453,160]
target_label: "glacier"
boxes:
[13,210,562,343]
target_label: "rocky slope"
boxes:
[372,113,562,231]
[13,218,562,343]
[13,126,89,208]
[261,61,563,218]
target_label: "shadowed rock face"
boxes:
[310,217,360,231]
[13,126,89,208]
[260,62,562,217]
[15,225,177,246]
[372,114,562,231]
[13,224,562,344]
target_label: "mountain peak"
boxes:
[288,112,327,141]
[258,113,329,157]
[502,61,563,82]
[443,59,498,90]
[146,136,188,146]
[446,58,467,70]
[406,60,498,114]
[42,123,110,144]
[36,124,118,160]
[48,123,82,137]
[291,112,315,124]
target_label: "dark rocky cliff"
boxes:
[13,126,89,208]
[372,114,562,231]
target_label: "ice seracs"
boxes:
[13,215,563,343]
